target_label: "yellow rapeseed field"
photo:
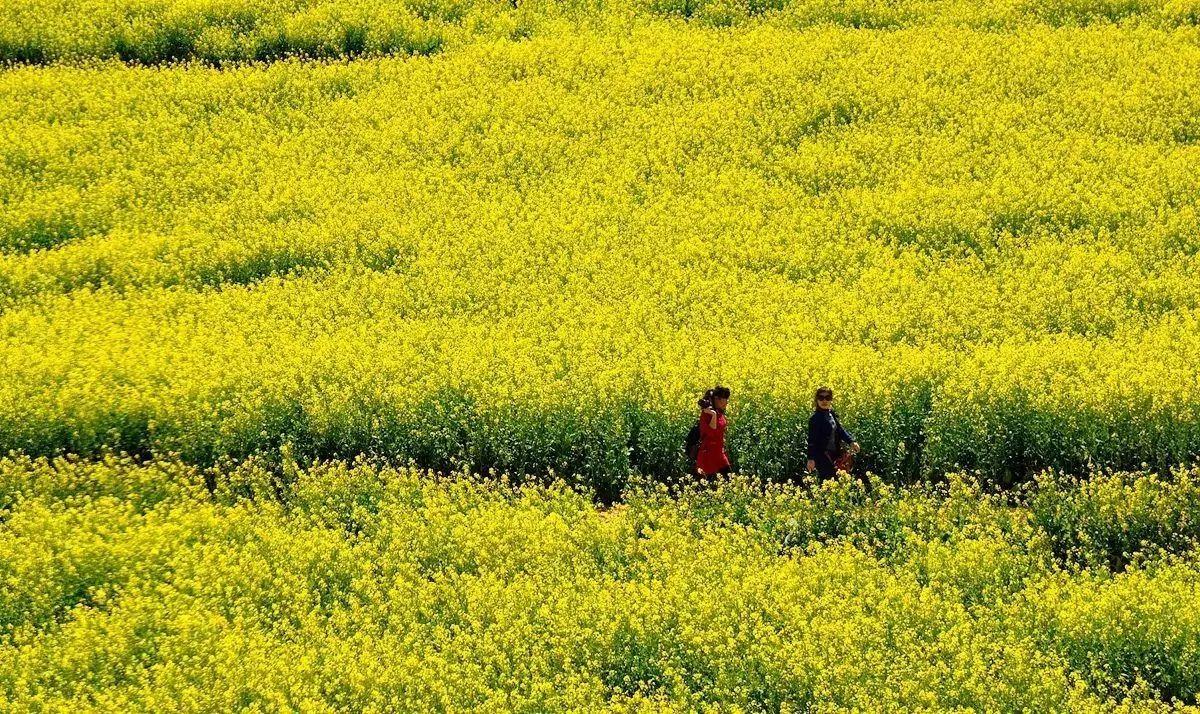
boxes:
[4,4,1200,707]
[2,454,1200,709]
[3,14,1200,487]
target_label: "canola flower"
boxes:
[1,453,1199,710]
[2,21,1200,488]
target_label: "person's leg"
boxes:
[696,466,730,492]
[716,466,734,490]
[705,466,730,487]
[815,454,836,480]
[677,463,702,495]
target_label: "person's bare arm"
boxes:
[703,408,718,429]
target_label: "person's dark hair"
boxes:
[813,386,834,410]
[699,385,731,411]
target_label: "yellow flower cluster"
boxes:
[0,0,524,64]
[2,21,1199,486]
[4,0,1200,65]
[2,454,1198,710]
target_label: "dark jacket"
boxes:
[807,409,855,460]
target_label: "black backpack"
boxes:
[684,421,702,463]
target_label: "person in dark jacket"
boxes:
[806,386,860,479]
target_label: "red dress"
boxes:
[696,412,730,475]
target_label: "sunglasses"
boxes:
[817,395,833,401]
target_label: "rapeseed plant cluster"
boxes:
[4,0,1200,64]
[2,454,1199,710]
[2,24,1199,488]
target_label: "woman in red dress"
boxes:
[696,386,732,477]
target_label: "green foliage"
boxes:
[1029,467,1200,571]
